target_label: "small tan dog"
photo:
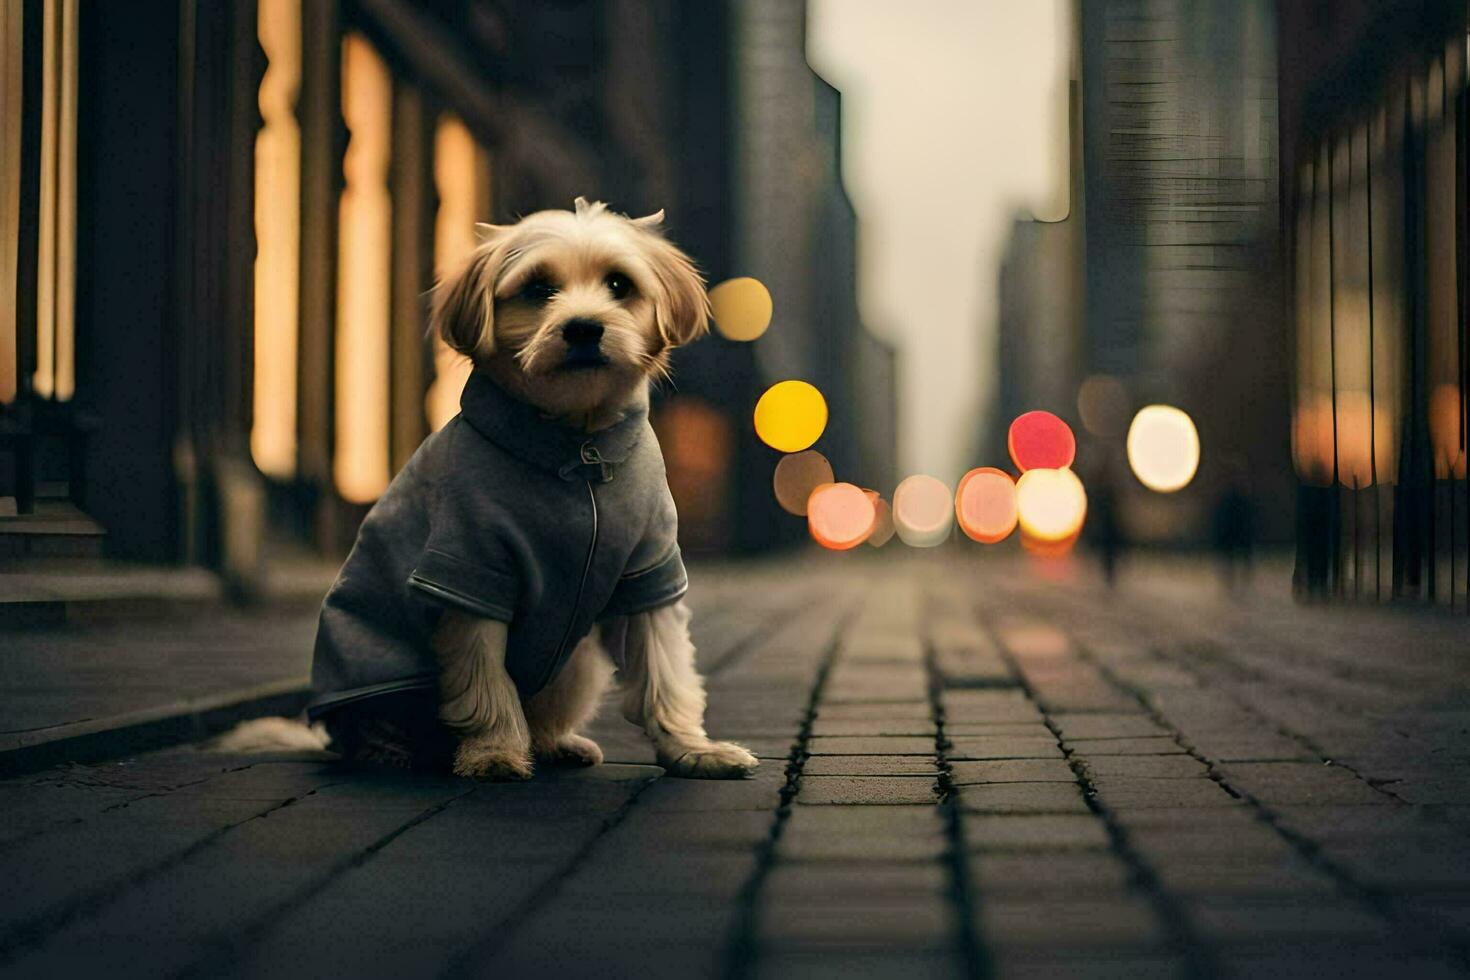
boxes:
[230,199,756,781]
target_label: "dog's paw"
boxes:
[659,740,759,779]
[535,733,604,767]
[453,739,533,781]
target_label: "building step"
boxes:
[0,498,106,560]
[0,556,337,627]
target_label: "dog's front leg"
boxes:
[434,612,532,780]
[618,600,758,778]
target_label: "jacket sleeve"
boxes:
[602,486,688,616]
[406,433,527,622]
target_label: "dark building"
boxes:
[0,0,895,587]
[991,76,1087,466]
[728,0,896,513]
[1278,0,1468,607]
[993,0,1291,546]
[1080,0,1288,543]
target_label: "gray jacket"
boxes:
[307,371,687,720]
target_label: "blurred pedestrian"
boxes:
[1088,453,1124,587]
[1213,461,1256,596]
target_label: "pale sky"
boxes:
[807,0,1069,484]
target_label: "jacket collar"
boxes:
[458,370,648,483]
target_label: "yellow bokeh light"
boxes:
[754,380,828,453]
[710,277,773,342]
[773,449,835,516]
[893,474,953,548]
[1016,467,1087,542]
[1126,405,1200,493]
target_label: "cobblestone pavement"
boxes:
[1,554,1468,978]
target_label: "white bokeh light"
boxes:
[1127,405,1201,493]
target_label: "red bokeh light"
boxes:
[1008,410,1077,472]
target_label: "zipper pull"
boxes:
[580,442,611,483]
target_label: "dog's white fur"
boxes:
[223,199,756,782]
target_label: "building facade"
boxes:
[1079,0,1289,544]
[1279,0,1468,608]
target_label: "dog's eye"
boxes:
[522,278,557,303]
[606,273,632,300]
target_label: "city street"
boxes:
[1,553,1468,978]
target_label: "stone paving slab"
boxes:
[763,862,949,899]
[946,736,1065,760]
[963,814,1112,851]
[947,759,1075,784]
[970,852,1135,894]
[797,775,939,805]
[802,754,939,776]
[3,557,1470,978]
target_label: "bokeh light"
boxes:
[955,467,1018,543]
[1126,405,1200,493]
[807,482,877,550]
[893,474,953,547]
[709,277,773,342]
[1077,374,1130,437]
[867,497,895,547]
[1015,467,1087,542]
[754,380,828,453]
[1008,410,1076,472]
[772,450,835,516]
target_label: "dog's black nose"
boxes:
[562,318,605,346]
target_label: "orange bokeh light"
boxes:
[1008,410,1076,472]
[807,482,877,550]
[955,467,1018,544]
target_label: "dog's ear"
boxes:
[432,235,506,359]
[631,209,665,230]
[645,235,710,349]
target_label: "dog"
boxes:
[225,199,756,782]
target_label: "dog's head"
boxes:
[432,197,710,421]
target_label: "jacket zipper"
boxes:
[542,444,601,690]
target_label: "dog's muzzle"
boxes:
[560,318,610,369]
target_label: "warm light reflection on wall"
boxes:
[653,397,731,552]
[250,0,302,479]
[1293,392,1397,489]
[427,113,487,431]
[1430,384,1467,480]
[334,34,392,503]
[33,0,77,402]
[0,0,23,404]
